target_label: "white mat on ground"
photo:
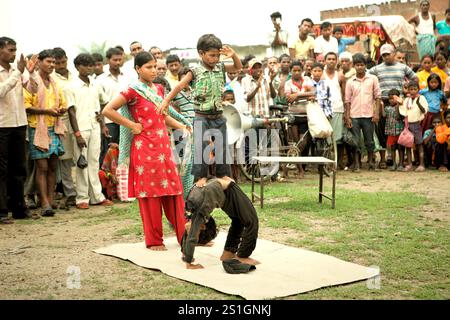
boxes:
[94,232,379,300]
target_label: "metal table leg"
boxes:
[319,164,323,204]
[260,163,264,208]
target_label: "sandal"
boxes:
[378,161,387,169]
[438,166,448,172]
[396,165,404,172]
[415,166,425,172]
[403,165,413,172]
[388,164,397,171]
[41,206,55,217]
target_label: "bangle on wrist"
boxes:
[74,131,81,137]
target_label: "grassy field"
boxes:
[0,171,449,300]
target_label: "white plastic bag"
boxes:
[306,101,333,139]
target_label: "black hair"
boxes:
[311,62,324,70]
[130,41,141,48]
[166,54,181,65]
[73,53,94,67]
[446,8,450,15]
[91,53,104,63]
[427,73,442,91]
[243,54,256,66]
[434,51,448,61]
[197,217,218,245]
[352,53,366,65]
[324,51,337,60]
[444,109,450,118]
[197,34,222,52]
[333,26,343,33]
[106,47,123,59]
[270,12,282,19]
[431,115,442,124]
[388,88,401,97]
[153,76,171,90]
[52,47,67,60]
[278,53,291,63]
[222,89,235,98]
[420,54,434,62]
[0,36,16,48]
[301,18,314,26]
[115,45,124,53]
[38,49,55,60]
[290,60,303,70]
[407,81,419,89]
[320,21,332,30]
[134,51,155,68]
[365,56,376,69]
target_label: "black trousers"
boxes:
[222,182,258,258]
[434,142,449,169]
[0,126,27,217]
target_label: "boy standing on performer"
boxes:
[158,34,242,187]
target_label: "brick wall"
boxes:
[321,0,448,22]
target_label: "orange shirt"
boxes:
[436,123,450,144]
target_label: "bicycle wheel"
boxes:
[315,138,335,177]
[238,128,282,182]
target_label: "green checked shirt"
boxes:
[190,62,225,113]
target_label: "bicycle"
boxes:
[237,101,336,182]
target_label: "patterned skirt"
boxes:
[28,127,65,160]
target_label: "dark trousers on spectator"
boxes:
[350,118,375,152]
[0,126,27,217]
[434,142,449,169]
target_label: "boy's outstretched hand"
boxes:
[156,100,169,115]
[220,45,235,58]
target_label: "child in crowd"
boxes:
[420,73,447,134]
[431,52,448,86]
[435,110,450,172]
[98,143,119,200]
[416,55,433,90]
[308,62,332,118]
[384,89,405,171]
[397,81,429,172]
[272,53,292,106]
[303,58,315,78]
[171,66,195,199]
[423,117,442,168]
[102,51,190,250]
[221,90,240,182]
[159,34,242,188]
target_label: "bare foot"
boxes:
[195,178,207,187]
[149,245,167,251]
[186,263,204,269]
[197,241,214,247]
[220,250,236,261]
[236,257,261,265]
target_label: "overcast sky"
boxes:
[2,0,401,58]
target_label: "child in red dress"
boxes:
[102,52,191,250]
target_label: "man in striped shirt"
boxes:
[368,44,417,169]
[242,58,276,117]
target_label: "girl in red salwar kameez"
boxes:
[102,52,191,250]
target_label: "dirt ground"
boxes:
[0,169,448,299]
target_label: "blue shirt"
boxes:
[436,20,450,35]
[338,38,356,55]
[419,88,447,113]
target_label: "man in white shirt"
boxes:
[67,53,113,209]
[0,37,38,223]
[122,41,144,84]
[96,47,128,165]
[52,47,77,207]
[314,21,339,58]
[268,12,289,57]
